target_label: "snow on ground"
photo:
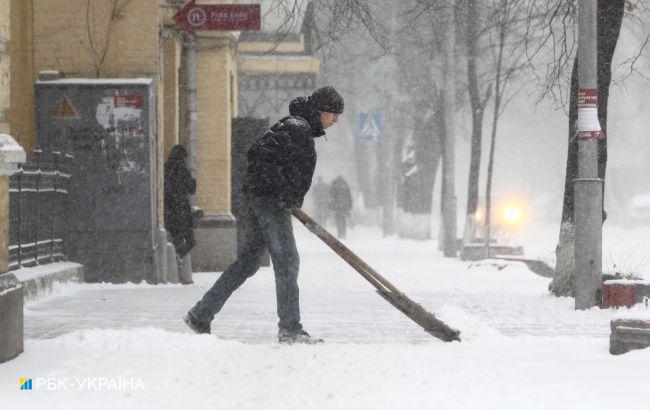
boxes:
[2,222,650,410]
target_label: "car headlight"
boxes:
[501,204,523,226]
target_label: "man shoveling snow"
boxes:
[184,86,344,344]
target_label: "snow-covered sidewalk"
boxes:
[2,223,650,410]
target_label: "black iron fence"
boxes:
[8,150,72,270]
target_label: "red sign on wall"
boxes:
[114,94,143,109]
[174,1,261,34]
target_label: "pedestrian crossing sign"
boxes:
[358,112,382,140]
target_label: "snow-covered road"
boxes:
[2,223,650,409]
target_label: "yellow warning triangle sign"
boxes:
[53,95,77,118]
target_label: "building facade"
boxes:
[8,0,239,278]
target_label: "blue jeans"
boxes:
[190,196,302,331]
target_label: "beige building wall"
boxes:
[31,0,159,77]
[7,0,32,148]
[0,0,10,272]
[0,1,8,92]
[0,0,8,54]
[0,0,8,135]
[238,55,320,74]
[162,34,181,159]
[195,36,236,215]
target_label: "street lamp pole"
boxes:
[574,0,603,310]
[440,0,457,257]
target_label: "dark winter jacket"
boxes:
[329,176,352,213]
[164,145,196,236]
[245,96,325,207]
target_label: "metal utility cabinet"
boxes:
[35,79,161,282]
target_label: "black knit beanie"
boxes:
[311,86,344,114]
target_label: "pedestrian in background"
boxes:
[312,176,330,225]
[329,175,352,238]
[164,144,196,285]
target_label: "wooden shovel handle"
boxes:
[291,207,402,295]
[292,207,462,342]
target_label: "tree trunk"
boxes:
[484,2,507,258]
[397,113,442,239]
[463,0,489,246]
[550,0,625,297]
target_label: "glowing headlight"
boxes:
[502,205,523,225]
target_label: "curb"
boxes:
[12,262,84,301]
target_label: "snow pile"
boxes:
[52,327,222,352]
[435,305,505,342]
[3,225,650,409]
[2,327,649,410]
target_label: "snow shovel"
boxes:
[291,208,461,342]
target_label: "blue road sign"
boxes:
[359,112,382,140]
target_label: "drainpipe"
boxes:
[186,32,198,205]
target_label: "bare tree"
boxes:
[460,0,492,246]
[456,0,530,254]
[393,0,449,239]
[310,0,450,237]
[483,0,528,256]
[263,0,390,55]
[548,0,626,296]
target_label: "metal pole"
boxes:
[380,2,400,238]
[185,33,198,277]
[186,33,198,189]
[440,0,457,257]
[377,131,395,237]
[574,0,603,309]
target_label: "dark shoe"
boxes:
[183,312,211,334]
[278,329,323,345]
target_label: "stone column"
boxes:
[191,34,237,271]
[0,0,24,364]
[0,174,24,363]
[0,176,9,272]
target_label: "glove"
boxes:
[277,200,293,210]
[277,197,301,210]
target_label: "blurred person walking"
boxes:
[164,145,196,285]
[312,176,330,225]
[329,175,353,239]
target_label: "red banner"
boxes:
[174,1,261,33]
[577,88,597,108]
